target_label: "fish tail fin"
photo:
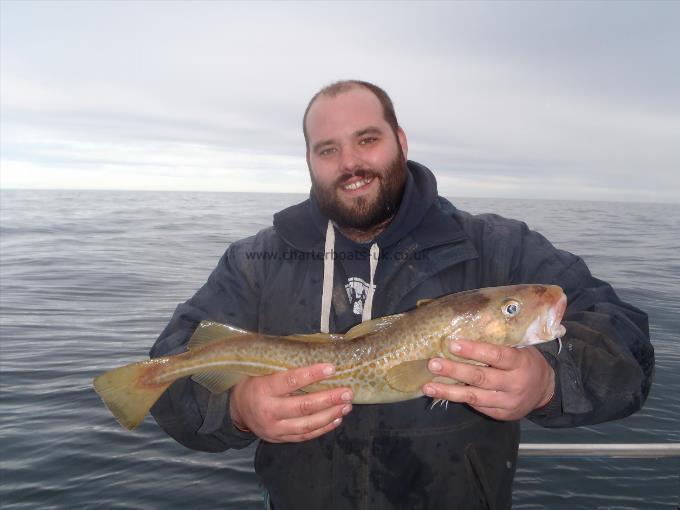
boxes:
[93,361,171,430]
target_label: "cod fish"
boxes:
[94,284,567,430]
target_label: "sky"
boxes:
[1,1,679,202]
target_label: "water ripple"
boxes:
[1,191,678,509]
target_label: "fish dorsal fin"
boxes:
[385,359,433,393]
[191,370,246,394]
[286,333,345,344]
[416,298,434,308]
[187,321,250,351]
[344,313,405,340]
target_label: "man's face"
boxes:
[305,87,409,230]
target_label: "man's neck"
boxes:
[337,215,394,244]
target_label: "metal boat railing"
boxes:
[518,443,680,458]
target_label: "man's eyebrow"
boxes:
[312,138,335,153]
[354,127,383,137]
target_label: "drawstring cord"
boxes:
[362,243,379,322]
[320,221,335,333]
[319,220,379,333]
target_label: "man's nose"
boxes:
[338,144,362,172]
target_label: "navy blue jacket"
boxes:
[150,162,653,510]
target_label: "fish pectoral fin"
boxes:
[286,333,345,344]
[344,313,406,340]
[187,321,251,350]
[416,298,434,307]
[191,370,246,394]
[385,359,433,393]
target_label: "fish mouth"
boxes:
[545,293,567,339]
[522,292,567,346]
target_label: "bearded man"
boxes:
[150,80,653,509]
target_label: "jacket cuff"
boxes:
[198,390,257,448]
[528,340,563,419]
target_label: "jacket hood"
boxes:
[274,160,438,252]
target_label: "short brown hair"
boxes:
[303,80,399,150]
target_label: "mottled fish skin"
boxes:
[143,284,567,403]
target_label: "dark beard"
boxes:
[311,151,407,230]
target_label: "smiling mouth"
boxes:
[341,176,374,191]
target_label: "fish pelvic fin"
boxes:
[93,361,170,431]
[188,321,250,350]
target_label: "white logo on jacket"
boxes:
[345,277,375,316]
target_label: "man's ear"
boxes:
[397,127,408,159]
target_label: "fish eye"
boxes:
[502,300,520,317]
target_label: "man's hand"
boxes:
[422,340,555,421]
[229,363,353,443]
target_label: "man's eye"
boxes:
[359,137,377,145]
[319,148,336,156]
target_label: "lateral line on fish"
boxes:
[156,359,289,382]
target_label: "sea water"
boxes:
[1,190,678,509]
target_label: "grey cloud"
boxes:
[1,1,678,201]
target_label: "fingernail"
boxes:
[323,365,335,376]
[341,391,352,402]
[423,385,436,396]
[450,341,462,352]
[333,417,342,425]
[342,404,352,415]
[429,359,442,372]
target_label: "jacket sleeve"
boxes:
[490,218,654,427]
[148,239,262,452]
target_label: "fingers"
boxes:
[428,357,507,392]
[266,363,337,396]
[276,402,352,443]
[448,340,520,370]
[277,413,344,443]
[422,342,556,422]
[276,387,353,420]
[423,381,508,410]
[229,363,355,443]
[423,340,522,408]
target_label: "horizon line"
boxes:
[1,187,677,206]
